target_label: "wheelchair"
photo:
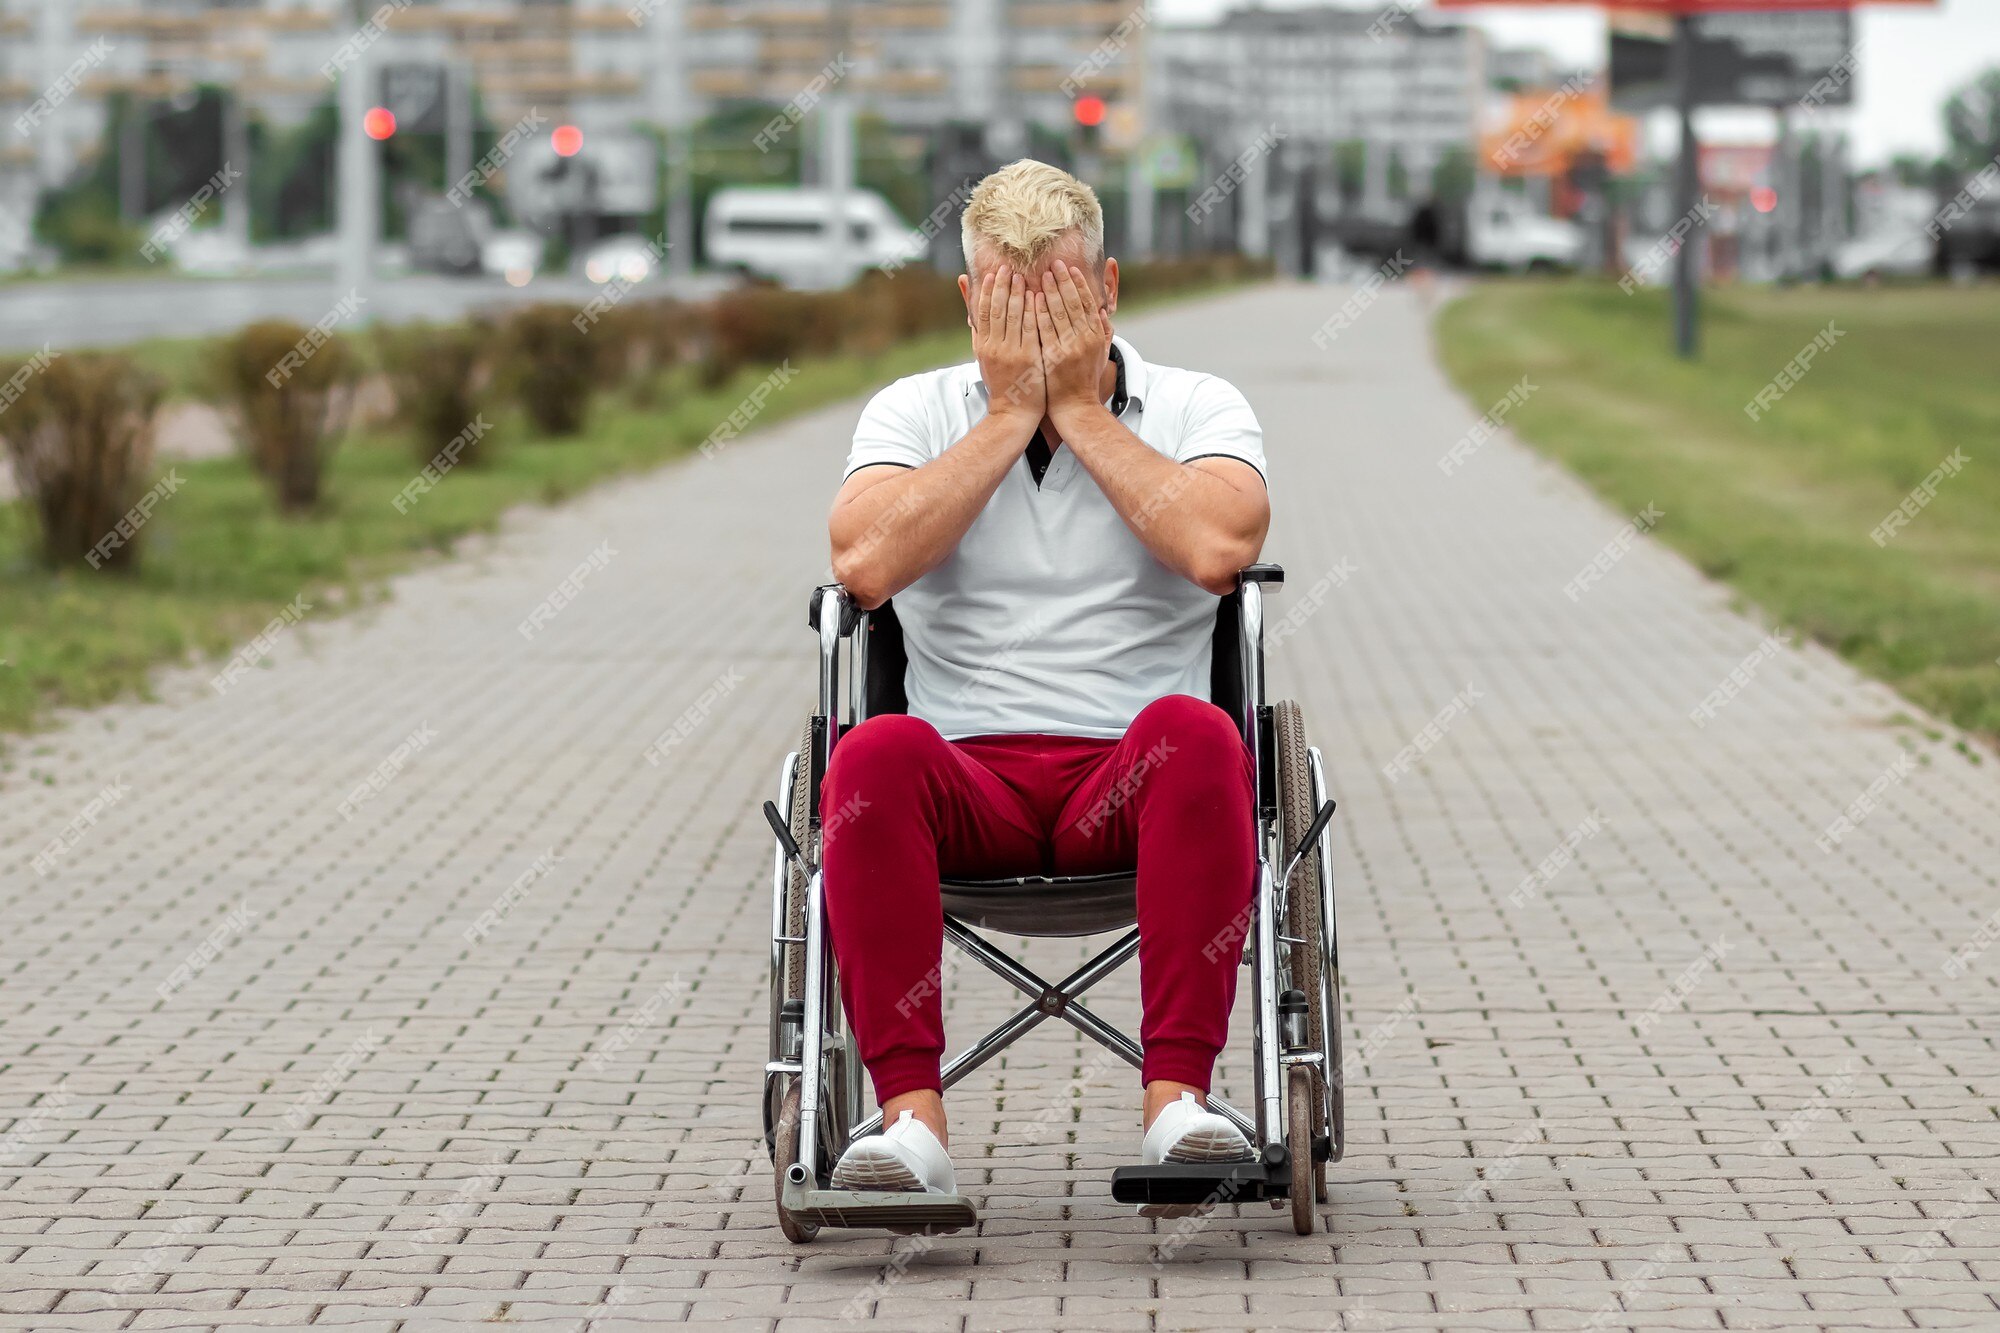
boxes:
[760,563,1344,1238]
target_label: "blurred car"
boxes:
[704,187,922,289]
[1466,197,1585,272]
[580,233,659,285]
[162,226,251,276]
[481,231,543,287]
[1828,227,1934,281]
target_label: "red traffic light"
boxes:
[552,124,584,157]
[1750,186,1778,214]
[363,107,396,141]
[1073,96,1107,128]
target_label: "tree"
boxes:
[1941,66,2000,178]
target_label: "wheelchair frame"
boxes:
[762,564,1342,1237]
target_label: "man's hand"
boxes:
[1036,262,1114,425]
[971,268,1044,424]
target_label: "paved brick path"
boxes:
[3,282,1996,1331]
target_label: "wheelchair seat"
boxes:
[938,870,1137,938]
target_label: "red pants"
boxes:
[820,694,1256,1104]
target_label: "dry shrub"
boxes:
[0,350,164,571]
[378,320,498,466]
[699,286,847,388]
[219,319,358,511]
[501,303,599,436]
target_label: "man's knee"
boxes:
[824,714,948,802]
[1129,695,1245,763]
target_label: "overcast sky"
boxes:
[1151,1,2000,167]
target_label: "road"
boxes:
[1,281,1995,1330]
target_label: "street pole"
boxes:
[821,0,853,287]
[334,0,378,301]
[1669,12,1699,359]
[222,89,251,251]
[445,60,473,198]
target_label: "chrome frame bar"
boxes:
[768,750,800,1068]
[795,867,829,1182]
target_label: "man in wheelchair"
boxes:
[822,160,1272,1198]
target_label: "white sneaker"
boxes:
[1143,1092,1255,1165]
[1138,1092,1254,1218]
[830,1110,956,1195]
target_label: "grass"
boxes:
[0,273,1260,743]
[1435,279,2000,744]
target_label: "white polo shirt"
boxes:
[843,335,1267,740]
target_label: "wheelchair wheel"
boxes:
[784,721,814,1005]
[774,1081,818,1244]
[1287,1065,1317,1235]
[1275,701,1336,1200]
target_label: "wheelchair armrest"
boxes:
[806,583,862,637]
[1237,563,1284,588]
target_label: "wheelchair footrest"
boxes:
[782,1178,978,1233]
[1111,1158,1286,1206]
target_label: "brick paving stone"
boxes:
[2,281,1997,1330]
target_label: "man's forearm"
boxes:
[1053,403,1266,594]
[830,408,1038,607]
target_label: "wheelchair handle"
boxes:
[764,800,811,875]
[1279,798,1337,890]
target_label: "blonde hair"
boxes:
[960,159,1105,273]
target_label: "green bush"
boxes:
[0,351,164,570]
[218,319,358,511]
[377,320,497,466]
[699,286,848,387]
[501,303,599,436]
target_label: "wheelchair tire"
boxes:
[1274,700,1332,1201]
[774,1081,818,1244]
[784,721,815,1005]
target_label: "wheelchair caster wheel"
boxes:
[774,1082,818,1244]
[1288,1066,1317,1236]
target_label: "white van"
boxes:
[704,187,925,289]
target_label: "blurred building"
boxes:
[1154,5,1486,220]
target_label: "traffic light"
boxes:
[1751,186,1778,214]
[363,106,396,141]
[1073,96,1106,129]
[552,124,584,158]
[1072,96,1106,160]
